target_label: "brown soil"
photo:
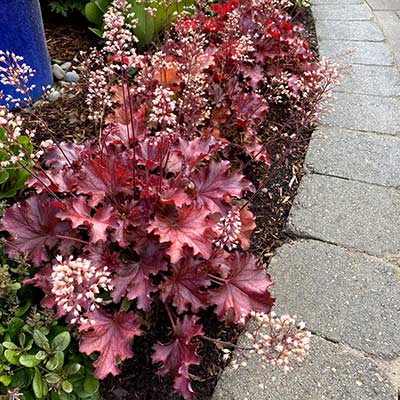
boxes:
[24,5,318,400]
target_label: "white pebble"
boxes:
[52,64,65,80]
[61,61,72,71]
[64,71,80,83]
[48,91,61,102]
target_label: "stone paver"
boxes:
[213,336,397,400]
[315,20,384,41]
[269,239,400,356]
[312,4,373,20]
[366,0,400,10]
[336,64,400,96]
[312,0,363,4]
[287,174,400,257]
[305,127,400,187]
[374,11,400,67]
[321,92,400,135]
[318,39,394,65]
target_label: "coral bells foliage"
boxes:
[97,0,338,166]
[2,133,274,398]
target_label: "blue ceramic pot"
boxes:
[0,0,53,108]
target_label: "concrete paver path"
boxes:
[213,1,400,398]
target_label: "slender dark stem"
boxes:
[165,304,177,331]
[200,336,253,352]
[57,235,89,245]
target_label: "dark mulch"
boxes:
[20,11,98,144]
[23,5,318,400]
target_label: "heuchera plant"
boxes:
[0,0,335,398]
[87,0,338,167]
[1,128,274,398]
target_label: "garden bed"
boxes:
[0,1,336,399]
[19,5,319,400]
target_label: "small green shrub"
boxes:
[47,0,88,17]
[0,248,100,400]
[0,127,33,199]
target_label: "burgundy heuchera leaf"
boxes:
[1,194,74,265]
[56,197,119,242]
[149,205,214,263]
[79,310,141,379]
[209,252,275,322]
[160,247,211,313]
[153,315,204,400]
[191,160,252,213]
[111,261,157,311]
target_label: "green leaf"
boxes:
[66,363,81,375]
[0,170,9,185]
[85,2,104,25]
[35,350,47,361]
[19,353,41,367]
[54,351,65,369]
[33,368,48,399]
[46,357,60,371]
[4,349,19,365]
[2,341,18,350]
[8,317,24,340]
[25,339,33,351]
[62,380,73,393]
[45,372,61,384]
[83,374,99,395]
[33,330,50,352]
[0,375,11,386]
[19,332,26,347]
[10,368,34,389]
[16,135,34,153]
[88,27,104,37]
[95,0,110,13]
[15,301,32,317]
[52,332,71,352]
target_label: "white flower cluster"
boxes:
[103,0,139,63]
[51,256,113,325]
[148,85,177,137]
[0,105,40,168]
[214,208,242,251]
[0,50,36,106]
[223,311,311,372]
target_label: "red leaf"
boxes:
[56,196,92,229]
[1,195,74,265]
[111,203,146,247]
[24,266,56,308]
[152,315,204,400]
[191,160,252,213]
[136,236,169,275]
[167,137,220,174]
[79,310,141,379]
[77,156,131,207]
[209,252,274,322]
[111,261,157,311]
[149,205,214,263]
[90,204,120,242]
[56,197,119,243]
[43,142,85,170]
[210,0,239,16]
[160,247,210,313]
[238,207,256,250]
